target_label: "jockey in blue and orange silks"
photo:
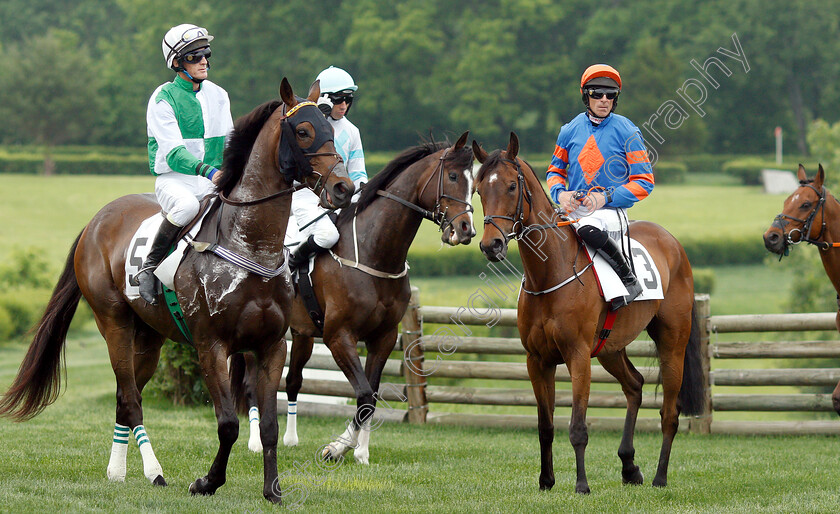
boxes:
[547,64,654,310]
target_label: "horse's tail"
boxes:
[229,352,250,416]
[678,300,706,416]
[0,232,83,421]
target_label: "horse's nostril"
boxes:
[461,221,470,233]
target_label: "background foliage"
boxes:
[0,0,838,157]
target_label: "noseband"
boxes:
[771,181,831,250]
[377,148,474,232]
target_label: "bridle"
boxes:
[771,180,835,251]
[219,101,344,207]
[480,156,590,296]
[376,147,474,233]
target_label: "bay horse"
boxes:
[231,132,476,463]
[763,164,840,415]
[472,133,704,493]
[0,78,354,504]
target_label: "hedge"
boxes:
[652,161,687,184]
[0,149,149,175]
[721,157,819,185]
[406,235,766,277]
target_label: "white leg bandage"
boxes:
[133,425,164,483]
[283,401,299,447]
[106,423,129,482]
[248,406,263,452]
[323,422,359,460]
[354,419,371,465]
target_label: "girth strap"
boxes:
[591,309,617,358]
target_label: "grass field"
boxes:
[1,337,839,513]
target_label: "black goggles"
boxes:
[181,47,211,65]
[327,92,353,105]
[585,88,619,100]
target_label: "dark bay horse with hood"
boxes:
[0,79,354,504]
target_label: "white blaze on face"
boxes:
[488,173,498,185]
[463,167,475,228]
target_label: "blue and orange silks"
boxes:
[547,112,654,208]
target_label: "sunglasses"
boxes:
[181,47,211,65]
[585,88,619,100]
[327,93,353,105]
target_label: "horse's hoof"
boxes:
[283,433,299,447]
[263,491,282,504]
[152,475,167,487]
[575,482,591,494]
[538,477,554,491]
[189,477,216,496]
[106,470,125,483]
[622,466,644,485]
[248,439,263,453]
[354,451,369,465]
[321,444,341,462]
[652,477,667,488]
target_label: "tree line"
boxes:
[0,0,837,159]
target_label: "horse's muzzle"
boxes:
[442,217,476,246]
[763,229,785,254]
[479,237,507,262]
[321,180,354,209]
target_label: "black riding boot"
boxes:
[289,235,325,269]
[597,238,643,310]
[135,217,181,305]
[577,225,642,311]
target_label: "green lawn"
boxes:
[1,337,839,512]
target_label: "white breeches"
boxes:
[572,207,628,241]
[286,188,339,248]
[155,172,216,227]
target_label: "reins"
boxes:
[332,146,472,279]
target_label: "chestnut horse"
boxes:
[231,132,476,463]
[472,133,704,493]
[763,164,840,415]
[0,79,354,504]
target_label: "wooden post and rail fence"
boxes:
[278,289,840,435]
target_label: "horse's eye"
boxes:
[297,129,308,138]
[449,172,458,181]
[801,202,812,209]
[508,182,517,192]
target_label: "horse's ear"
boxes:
[816,164,825,188]
[472,140,488,164]
[453,131,470,151]
[307,80,321,102]
[797,164,807,183]
[506,132,519,160]
[279,78,296,107]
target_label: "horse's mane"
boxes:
[336,138,474,226]
[217,100,282,196]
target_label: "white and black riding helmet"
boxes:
[162,24,214,81]
[315,66,358,117]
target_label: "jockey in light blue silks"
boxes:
[547,64,655,310]
[135,23,233,305]
[286,66,368,267]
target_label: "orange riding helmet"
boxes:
[580,64,621,114]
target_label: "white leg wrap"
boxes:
[106,423,129,482]
[323,422,359,460]
[354,419,371,465]
[248,406,263,452]
[133,425,164,483]
[283,402,299,447]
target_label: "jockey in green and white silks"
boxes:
[286,66,368,268]
[134,23,233,306]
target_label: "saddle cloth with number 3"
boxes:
[582,238,664,303]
